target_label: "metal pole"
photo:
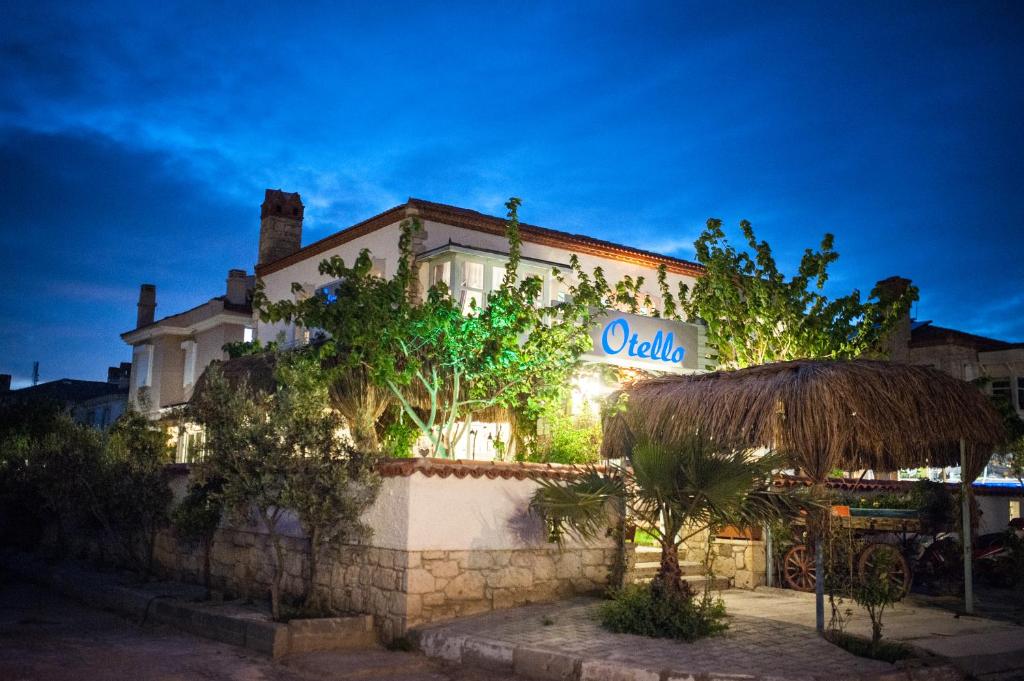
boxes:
[815,537,825,633]
[961,438,974,614]
[765,524,773,588]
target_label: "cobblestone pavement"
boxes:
[417,597,894,680]
[0,580,522,681]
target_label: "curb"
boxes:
[2,552,375,658]
[411,627,966,681]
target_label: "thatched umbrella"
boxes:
[602,359,1006,628]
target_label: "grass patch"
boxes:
[599,583,728,642]
[825,631,916,664]
[632,529,659,547]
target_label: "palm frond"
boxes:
[530,466,622,544]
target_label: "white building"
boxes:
[252,191,713,459]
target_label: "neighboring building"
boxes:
[0,364,130,430]
[882,276,1023,525]
[882,276,1024,417]
[120,271,256,420]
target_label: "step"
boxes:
[629,573,731,590]
[634,560,704,577]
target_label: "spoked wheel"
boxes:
[783,544,817,592]
[857,543,912,598]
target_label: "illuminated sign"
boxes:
[585,312,698,373]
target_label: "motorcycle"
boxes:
[917,519,1023,588]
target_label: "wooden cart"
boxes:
[782,506,920,596]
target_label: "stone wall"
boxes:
[153,526,611,641]
[153,459,615,641]
[679,529,767,589]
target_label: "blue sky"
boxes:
[1,1,1022,387]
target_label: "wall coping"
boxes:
[166,457,594,482]
[377,457,594,481]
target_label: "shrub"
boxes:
[598,583,728,641]
[172,476,224,592]
[532,410,601,465]
[851,547,906,645]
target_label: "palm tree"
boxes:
[532,436,796,598]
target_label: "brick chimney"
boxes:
[258,189,304,266]
[874,276,913,362]
[226,269,252,306]
[137,284,156,328]
[0,374,10,393]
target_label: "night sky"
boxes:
[2,2,1022,388]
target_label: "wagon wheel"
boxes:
[857,544,912,598]
[783,544,816,592]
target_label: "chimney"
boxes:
[258,189,304,266]
[0,374,10,393]
[107,363,131,388]
[137,284,157,328]
[874,276,914,362]
[226,269,252,306]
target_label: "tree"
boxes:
[681,219,918,369]
[92,411,174,575]
[190,365,293,619]
[190,356,382,618]
[262,198,608,459]
[532,437,794,598]
[258,217,422,452]
[0,402,104,554]
[275,352,380,610]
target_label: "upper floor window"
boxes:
[1017,376,1024,410]
[181,340,198,388]
[133,345,153,388]
[992,378,1011,403]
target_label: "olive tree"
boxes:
[680,219,918,369]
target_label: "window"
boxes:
[460,289,483,314]
[1017,377,1024,410]
[992,378,1011,402]
[431,262,451,290]
[370,258,386,278]
[462,261,484,290]
[133,345,153,388]
[317,279,342,303]
[491,266,506,292]
[181,340,198,388]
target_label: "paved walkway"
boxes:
[0,580,523,681]
[416,589,1024,681]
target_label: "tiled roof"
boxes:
[1,379,127,405]
[909,322,1024,352]
[773,474,1021,497]
[256,198,705,278]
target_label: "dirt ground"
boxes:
[0,579,520,681]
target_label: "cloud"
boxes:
[0,127,256,382]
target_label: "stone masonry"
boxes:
[153,526,612,642]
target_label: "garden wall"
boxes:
[154,459,615,641]
[678,528,767,589]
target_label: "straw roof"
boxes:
[190,352,278,402]
[602,359,1006,482]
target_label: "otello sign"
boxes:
[585,311,698,373]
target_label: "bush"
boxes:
[531,410,602,464]
[598,583,728,641]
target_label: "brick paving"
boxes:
[417,597,894,680]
